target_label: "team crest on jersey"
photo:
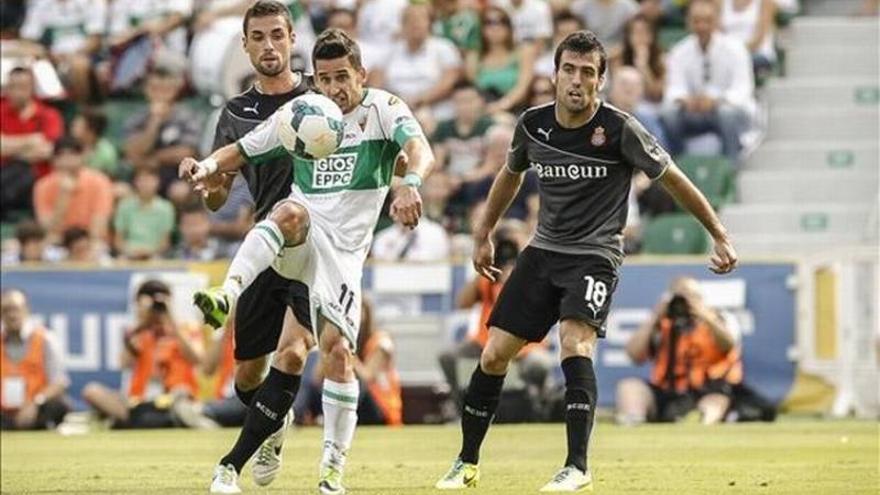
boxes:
[313,153,357,188]
[591,126,606,146]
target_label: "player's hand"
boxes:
[709,235,738,274]
[473,236,502,281]
[179,157,201,182]
[390,185,422,229]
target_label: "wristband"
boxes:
[201,157,219,175]
[402,172,422,188]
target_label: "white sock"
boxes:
[321,379,359,469]
[221,219,284,302]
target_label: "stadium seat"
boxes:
[676,155,735,210]
[642,213,710,254]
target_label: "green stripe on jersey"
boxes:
[242,143,290,165]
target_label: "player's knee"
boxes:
[274,340,309,374]
[328,339,352,365]
[235,364,265,390]
[560,333,596,359]
[81,382,103,402]
[480,348,511,375]
[270,201,309,245]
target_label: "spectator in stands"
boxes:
[70,108,120,179]
[637,0,665,24]
[438,228,553,412]
[354,298,404,425]
[1,221,63,265]
[719,0,777,80]
[371,215,451,261]
[528,76,556,106]
[465,125,539,228]
[467,7,535,114]
[372,3,462,121]
[107,1,192,93]
[616,276,740,424]
[661,0,755,161]
[18,0,107,103]
[358,0,408,48]
[33,136,114,245]
[113,168,175,260]
[61,226,101,263]
[433,82,494,188]
[171,324,245,428]
[325,8,387,77]
[613,14,666,105]
[494,0,553,53]
[82,280,204,429]
[0,67,64,219]
[535,11,584,78]
[609,66,670,149]
[432,0,482,54]
[570,0,639,50]
[1,289,70,430]
[123,64,201,196]
[171,202,221,261]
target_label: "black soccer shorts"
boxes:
[487,246,619,342]
[234,267,312,360]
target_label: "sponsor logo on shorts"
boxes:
[313,153,357,189]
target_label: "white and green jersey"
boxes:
[236,88,425,255]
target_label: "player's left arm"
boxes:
[621,117,737,274]
[386,97,436,228]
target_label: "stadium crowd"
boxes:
[0,0,808,265]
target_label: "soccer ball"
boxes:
[276,94,345,160]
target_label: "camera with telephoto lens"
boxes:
[667,294,694,333]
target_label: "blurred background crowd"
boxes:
[6,0,875,265]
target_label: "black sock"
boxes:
[220,367,301,473]
[235,383,259,406]
[561,356,597,473]
[458,365,505,464]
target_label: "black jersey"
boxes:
[212,73,312,220]
[507,101,671,266]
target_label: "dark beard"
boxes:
[255,60,287,77]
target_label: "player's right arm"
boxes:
[472,119,529,281]
[202,109,238,211]
[179,108,284,191]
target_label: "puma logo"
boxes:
[243,102,259,115]
[587,302,600,319]
[536,127,552,140]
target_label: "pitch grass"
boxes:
[1,419,877,494]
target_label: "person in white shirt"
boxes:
[570,0,639,50]
[371,216,451,261]
[19,0,107,103]
[492,0,553,51]
[660,0,754,161]
[720,0,777,78]
[370,3,462,121]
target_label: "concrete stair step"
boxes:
[721,203,875,236]
[766,108,878,139]
[786,46,879,77]
[745,140,879,171]
[765,78,880,108]
[737,170,879,203]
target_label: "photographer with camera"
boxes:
[615,276,741,425]
[439,221,554,418]
[82,280,205,429]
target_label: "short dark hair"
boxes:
[78,108,108,136]
[54,135,84,154]
[553,10,584,30]
[179,200,209,217]
[312,28,363,70]
[136,279,171,299]
[243,0,293,35]
[61,226,89,249]
[15,221,46,244]
[8,66,33,80]
[553,30,607,77]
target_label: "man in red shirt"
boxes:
[0,67,64,179]
[0,67,64,219]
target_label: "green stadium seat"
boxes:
[658,26,688,50]
[676,155,735,210]
[642,213,710,254]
